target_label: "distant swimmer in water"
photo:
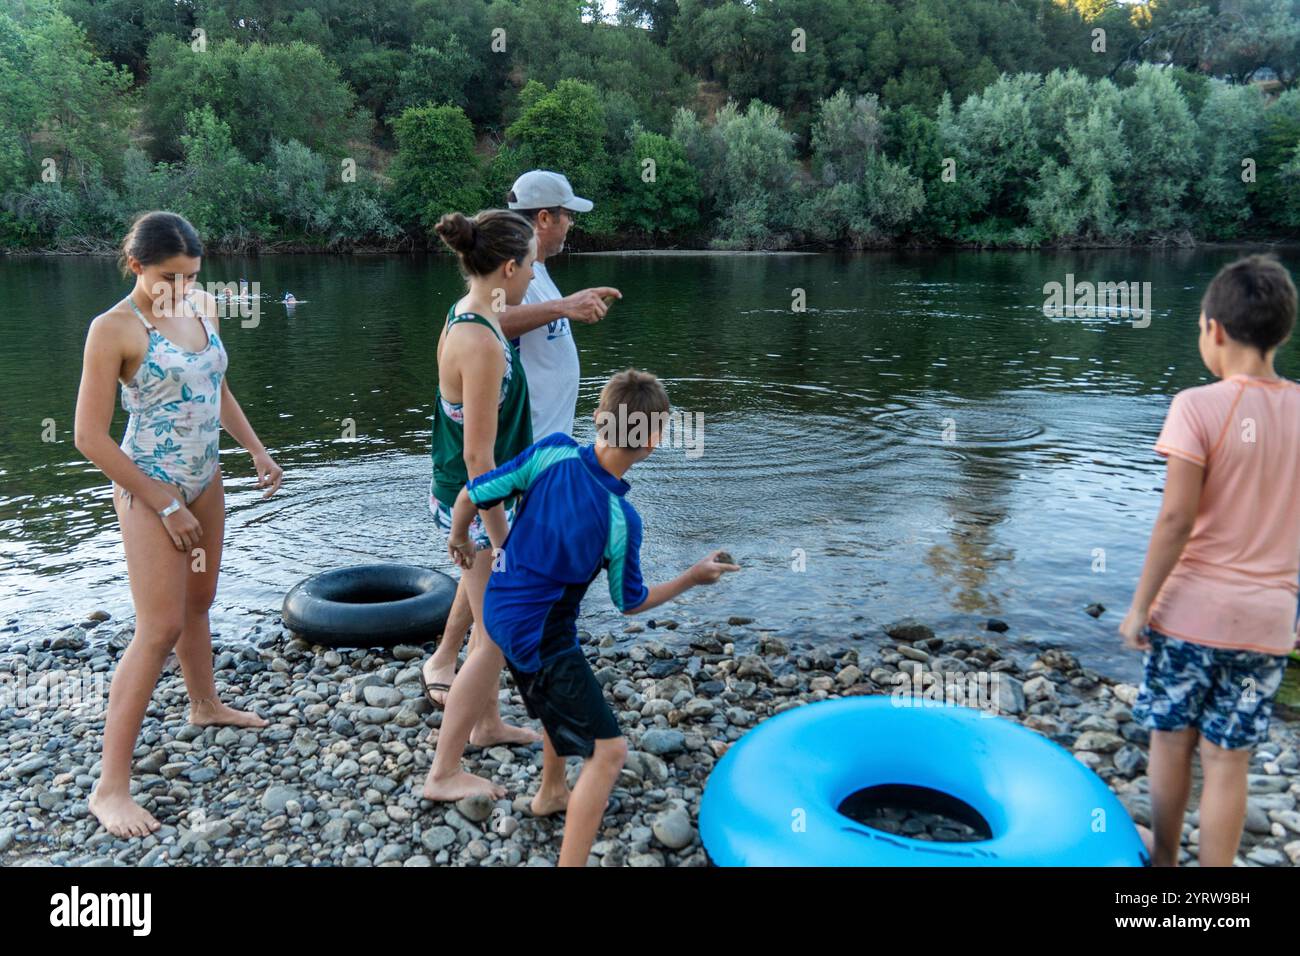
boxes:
[282,292,296,304]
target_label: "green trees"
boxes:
[0,0,131,191]
[1140,0,1300,85]
[169,106,266,243]
[672,99,800,249]
[888,66,1248,246]
[810,91,883,185]
[934,74,1044,243]
[1194,81,1268,237]
[873,64,1260,247]
[796,91,923,246]
[617,129,702,237]
[1029,111,1125,243]
[2,0,1300,251]
[388,104,484,230]
[488,0,692,133]
[393,37,482,119]
[57,0,192,76]
[1026,70,1128,242]
[267,140,333,236]
[667,0,1105,129]
[1112,64,1199,237]
[142,37,366,162]
[488,79,614,233]
[1256,89,1300,230]
[0,0,132,248]
[500,81,608,192]
[123,115,397,249]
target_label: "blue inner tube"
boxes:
[700,697,1148,866]
[282,564,456,649]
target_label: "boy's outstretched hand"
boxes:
[1118,606,1151,651]
[690,549,741,585]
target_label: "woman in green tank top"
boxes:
[422,209,542,779]
[429,306,532,512]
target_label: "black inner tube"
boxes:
[283,564,457,648]
[307,565,437,604]
[323,584,423,604]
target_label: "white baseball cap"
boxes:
[507,170,594,213]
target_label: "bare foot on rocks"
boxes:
[469,719,541,748]
[189,698,268,728]
[530,787,570,817]
[89,789,160,838]
[422,769,505,802]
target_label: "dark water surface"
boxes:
[2,248,1296,680]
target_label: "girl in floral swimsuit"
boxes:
[74,211,284,839]
[118,291,226,504]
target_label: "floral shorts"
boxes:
[429,494,514,552]
[1132,628,1288,750]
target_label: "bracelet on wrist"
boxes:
[157,498,181,519]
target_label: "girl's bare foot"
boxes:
[422,656,456,707]
[422,769,505,802]
[530,787,570,817]
[528,789,611,817]
[89,789,161,838]
[189,697,268,728]
[469,719,541,748]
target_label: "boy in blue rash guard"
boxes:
[426,368,739,866]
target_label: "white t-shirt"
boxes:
[515,261,579,440]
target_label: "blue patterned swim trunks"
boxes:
[1132,628,1288,750]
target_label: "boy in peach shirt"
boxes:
[1121,254,1300,867]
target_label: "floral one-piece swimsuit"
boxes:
[118,293,228,506]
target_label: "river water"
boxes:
[2,248,1296,679]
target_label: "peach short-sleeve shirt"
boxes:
[1149,374,1300,656]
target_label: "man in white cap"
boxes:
[500,169,621,440]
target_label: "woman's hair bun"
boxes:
[437,208,533,278]
[435,212,478,254]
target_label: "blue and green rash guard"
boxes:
[466,432,650,673]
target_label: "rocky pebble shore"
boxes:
[1,612,1298,867]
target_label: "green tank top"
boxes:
[430,307,534,508]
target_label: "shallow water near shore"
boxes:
[2,248,1298,680]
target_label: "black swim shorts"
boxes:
[506,648,622,758]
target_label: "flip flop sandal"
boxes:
[418,667,452,710]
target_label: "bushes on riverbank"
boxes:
[3,0,1300,253]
